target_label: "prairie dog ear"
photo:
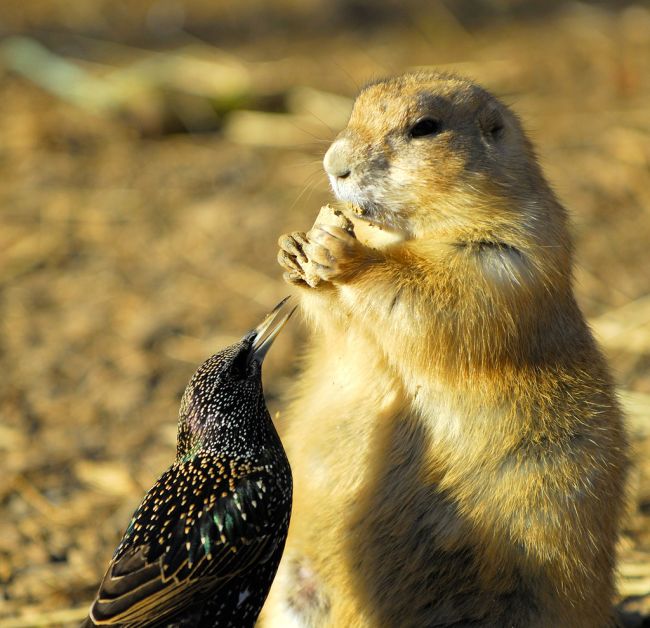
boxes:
[478,100,506,144]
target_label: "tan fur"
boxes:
[264,72,628,627]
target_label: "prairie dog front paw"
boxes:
[278,205,357,287]
[303,225,364,283]
[278,231,310,285]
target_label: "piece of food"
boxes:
[313,204,355,233]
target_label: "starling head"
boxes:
[177,297,295,460]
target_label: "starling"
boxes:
[83,297,295,628]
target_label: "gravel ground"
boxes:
[1,2,649,625]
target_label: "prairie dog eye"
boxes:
[410,118,442,138]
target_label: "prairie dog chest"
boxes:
[410,376,510,472]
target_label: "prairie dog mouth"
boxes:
[343,201,405,231]
[347,202,365,217]
[344,201,384,226]
[341,202,407,246]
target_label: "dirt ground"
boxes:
[1,1,650,625]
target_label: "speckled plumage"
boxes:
[83,300,294,628]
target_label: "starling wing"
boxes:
[87,452,287,626]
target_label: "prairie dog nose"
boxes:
[324,138,353,179]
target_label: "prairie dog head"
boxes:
[324,72,560,244]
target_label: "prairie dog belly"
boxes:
[284,326,405,509]
[264,328,405,627]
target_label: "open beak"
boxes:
[249,296,296,364]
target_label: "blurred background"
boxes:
[1,0,649,625]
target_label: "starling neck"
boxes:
[177,397,284,463]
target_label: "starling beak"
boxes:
[249,296,296,364]
[82,298,295,628]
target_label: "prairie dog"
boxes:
[265,72,628,627]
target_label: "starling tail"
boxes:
[83,298,295,627]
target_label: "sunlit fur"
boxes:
[263,72,628,627]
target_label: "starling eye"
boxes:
[488,121,504,140]
[410,118,442,138]
[230,349,251,380]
